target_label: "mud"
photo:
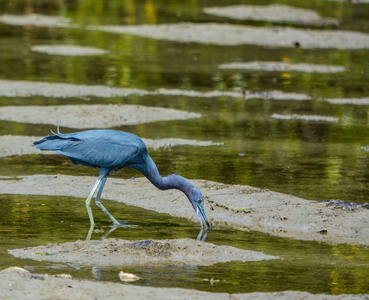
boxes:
[1,175,369,246]
[203,4,338,26]
[0,105,201,128]
[31,45,109,56]
[1,267,366,300]
[219,61,345,73]
[9,238,278,267]
[0,135,223,157]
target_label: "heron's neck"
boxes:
[137,154,193,195]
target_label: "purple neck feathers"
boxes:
[136,154,193,196]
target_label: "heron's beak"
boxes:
[196,204,210,229]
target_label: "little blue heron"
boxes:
[33,129,210,229]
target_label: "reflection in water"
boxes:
[86,224,138,241]
[87,223,205,241]
[1,194,369,294]
[196,227,208,241]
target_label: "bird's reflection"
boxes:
[86,224,119,241]
[86,224,209,241]
[196,227,209,241]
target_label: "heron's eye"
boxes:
[197,199,202,204]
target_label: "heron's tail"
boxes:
[33,134,78,151]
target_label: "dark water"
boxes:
[0,0,369,295]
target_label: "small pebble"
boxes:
[119,271,140,282]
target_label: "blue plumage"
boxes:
[34,129,210,229]
[35,130,146,170]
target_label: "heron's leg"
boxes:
[94,176,120,226]
[85,176,104,225]
[86,224,95,241]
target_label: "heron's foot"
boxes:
[111,220,121,227]
[106,214,120,226]
[111,222,139,228]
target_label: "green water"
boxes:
[1,194,369,294]
[0,0,369,295]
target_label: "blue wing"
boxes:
[34,130,147,169]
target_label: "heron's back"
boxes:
[34,129,148,170]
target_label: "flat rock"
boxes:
[1,175,369,246]
[325,98,369,105]
[31,45,109,56]
[272,113,339,122]
[0,79,149,98]
[2,14,369,49]
[204,4,338,26]
[9,238,278,267]
[219,61,345,73]
[327,0,369,3]
[0,105,201,128]
[86,22,369,49]
[0,13,72,27]
[0,79,309,100]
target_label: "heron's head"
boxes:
[187,186,210,229]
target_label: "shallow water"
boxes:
[0,0,369,295]
[1,194,369,295]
